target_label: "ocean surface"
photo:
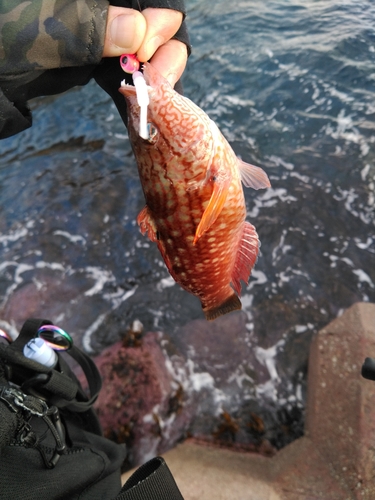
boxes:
[0,0,374,454]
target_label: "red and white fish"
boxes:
[119,63,270,320]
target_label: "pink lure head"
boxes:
[120,54,140,74]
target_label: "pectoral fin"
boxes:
[231,222,259,295]
[238,159,271,190]
[194,174,232,245]
[137,205,158,242]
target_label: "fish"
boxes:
[119,63,270,321]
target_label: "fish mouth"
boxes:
[119,80,137,98]
[118,78,153,99]
[118,63,165,140]
[118,62,163,99]
[119,71,153,140]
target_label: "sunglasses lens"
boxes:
[37,325,73,351]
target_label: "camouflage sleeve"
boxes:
[0,0,108,75]
[0,0,190,139]
[94,0,190,139]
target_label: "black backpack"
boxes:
[0,318,183,499]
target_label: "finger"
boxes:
[150,39,188,87]
[136,8,183,62]
[102,6,147,58]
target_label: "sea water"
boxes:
[0,0,374,450]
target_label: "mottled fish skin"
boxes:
[119,63,270,320]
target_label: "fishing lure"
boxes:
[120,54,140,74]
[120,53,149,140]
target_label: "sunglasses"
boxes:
[0,324,73,351]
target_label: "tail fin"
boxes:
[203,293,242,321]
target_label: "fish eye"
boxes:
[147,123,158,144]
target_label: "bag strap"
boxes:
[61,344,102,412]
[116,457,184,500]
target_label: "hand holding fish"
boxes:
[103,6,187,86]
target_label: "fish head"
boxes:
[118,62,211,161]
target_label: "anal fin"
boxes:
[231,222,259,295]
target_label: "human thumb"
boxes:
[103,7,147,57]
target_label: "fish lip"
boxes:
[118,79,154,98]
[119,80,137,97]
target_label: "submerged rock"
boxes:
[91,330,194,466]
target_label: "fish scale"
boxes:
[120,63,270,320]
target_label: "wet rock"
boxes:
[174,312,263,385]
[169,312,305,450]
[91,331,194,466]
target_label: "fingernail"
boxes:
[110,13,137,49]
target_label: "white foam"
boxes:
[272,230,292,264]
[164,356,226,416]
[290,171,310,183]
[53,230,86,245]
[295,325,308,333]
[82,313,108,353]
[333,187,373,224]
[266,155,294,170]
[84,267,116,296]
[323,109,370,157]
[227,365,254,389]
[35,261,65,272]
[109,288,137,309]
[0,227,28,246]
[354,237,374,251]
[255,379,279,402]
[190,370,215,392]
[247,269,268,289]
[157,276,175,291]
[352,269,375,288]
[248,188,297,218]
[254,338,284,387]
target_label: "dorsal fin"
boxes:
[231,222,259,295]
[238,159,271,190]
